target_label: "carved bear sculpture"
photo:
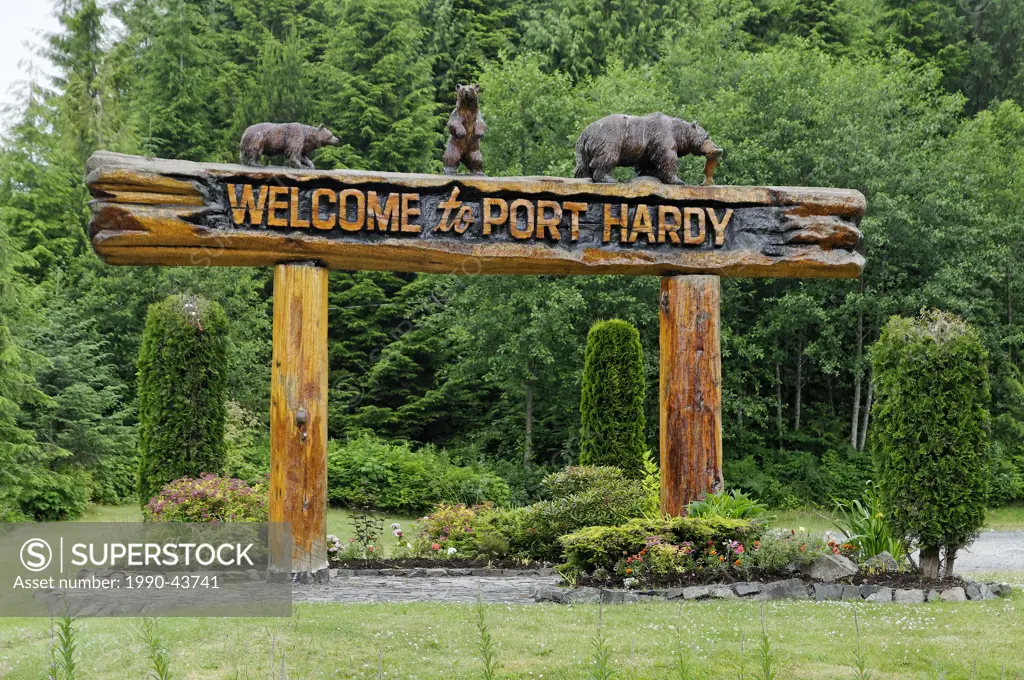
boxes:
[574,112,722,185]
[443,84,487,175]
[240,123,339,169]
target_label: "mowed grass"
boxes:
[773,506,1024,536]
[1,591,1023,679]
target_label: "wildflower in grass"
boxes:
[448,547,458,555]
[391,523,401,530]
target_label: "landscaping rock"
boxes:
[987,582,1012,598]
[333,569,355,579]
[926,589,941,602]
[862,551,899,573]
[407,568,427,577]
[532,586,565,603]
[813,583,844,601]
[842,584,863,601]
[565,588,602,604]
[761,579,809,600]
[940,587,967,602]
[683,585,712,600]
[709,586,735,599]
[864,587,892,603]
[447,569,471,577]
[965,583,995,601]
[733,582,764,597]
[354,569,380,576]
[803,554,858,583]
[538,568,558,577]
[379,569,409,577]
[425,568,448,577]
[660,588,685,600]
[470,568,501,577]
[859,584,885,599]
[245,569,261,581]
[600,590,639,605]
[893,589,925,604]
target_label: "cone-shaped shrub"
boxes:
[579,319,646,477]
[137,294,229,505]
[870,309,989,578]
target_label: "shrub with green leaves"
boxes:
[145,474,268,522]
[870,310,990,578]
[137,295,229,505]
[559,516,761,573]
[578,320,646,477]
[541,466,630,499]
[327,436,511,514]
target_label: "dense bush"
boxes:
[137,295,229,505]
[327,436,511,514]
[870,310,990,577]
[578,320,646,477]
[145,474,268,522]
[14,464,91,521]
[541,466,629,499]
[559,516,761,573]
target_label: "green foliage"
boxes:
[870,310,990,555]
[541,466,628,499]
[558,516,760,573]
[579,320,646,477]
[144,474,268,522]
[831,483,906,561]
[685,490,770,520]
[327,436,510,514]
[136,294,229,505]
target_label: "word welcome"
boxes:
[227,184,734,246]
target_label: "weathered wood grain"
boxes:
[660,275,723,516]
[86,151,865,278]
[269,263,329,578]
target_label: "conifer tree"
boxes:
[578,320,647,477]
[137,294,229,504]
[317,0,441,172]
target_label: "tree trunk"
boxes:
[858,368,873,451]
[794,338,803,431]
[920,546,941,579]
[851,307,863,447]
[774,360,784,438]
[945,547,957,578]
[524,381,534,466]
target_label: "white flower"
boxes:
[406,543,413,549]
[623,577,639,589]
[447,547,457,555]
[390,523,401,531]
[798,526,807,532]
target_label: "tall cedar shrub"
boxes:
[579,319,646,477]
[137,294,229,505]
[869,309,990,578]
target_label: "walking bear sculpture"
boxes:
[443,84,487,175]
[240,123,339,169]
[574,112,722,185]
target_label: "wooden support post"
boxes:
[659,275,723,516]
[270,262,329,581]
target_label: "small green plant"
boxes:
[754,604,777,680]
[641,450,662,519]
[476,532,509,561]
[350,496,385,555]
[588,602,615,680]
[851,611,871,680]
[685,490,769,520]
[139,617,173,680]
[672,632,701,680]
[49,614,78,680]
[832,483,906,562]
[475,597,499,680]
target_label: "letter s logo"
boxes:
[20,539,52,572]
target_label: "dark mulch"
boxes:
[577,568,970,590]
[330,558,551,570]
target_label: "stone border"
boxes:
[531,579,1014,605]
[330,567,558,578]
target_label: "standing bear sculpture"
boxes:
[443,84,487,175]
[574,112,722,185]
[240,122,339,169]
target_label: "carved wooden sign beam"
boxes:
[86,151,865,278]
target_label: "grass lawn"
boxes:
[1,588,1022,679]
[773,506,1024,536]
[984,506,1024,531]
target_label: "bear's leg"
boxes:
[591,164,618,183]
[442,140,462,175]
[466,149,484,175]
[300,156,315,169]
[240,145,261,165]
[285,142,306,169]
[655,154,683,184]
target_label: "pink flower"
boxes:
[431,543,441,551]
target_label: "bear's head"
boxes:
[456,84,480,108]
[673,118,721,159]
[316,124,340,147]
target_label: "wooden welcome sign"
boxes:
[86,150,865,580]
